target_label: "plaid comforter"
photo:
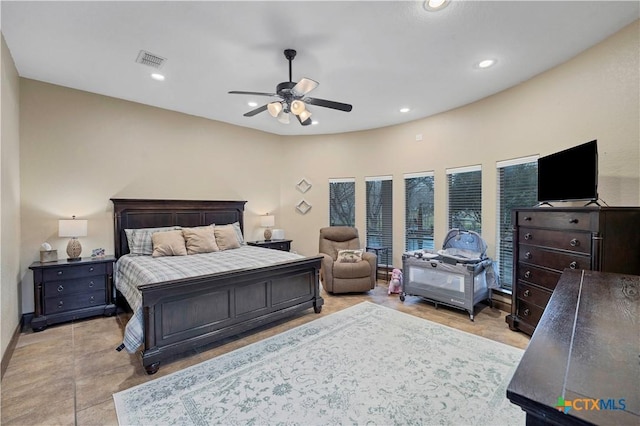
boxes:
[115,245,304,353]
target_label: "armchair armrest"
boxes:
[319,253,335,292]
[362,252,377,286]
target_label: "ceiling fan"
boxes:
[229,49,353,126]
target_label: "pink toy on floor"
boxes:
[388,268,403,294]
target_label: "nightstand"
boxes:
[247,239,292,252]
[29,256,116,331]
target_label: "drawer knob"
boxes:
[57,271,63,276]
[523,216,532,221]
[523,308,530,316]
[89,296,95,303]
[89,281,94,288]
[569,261,578,269]
[89,267,94,272]
[525,251,532,260]
[58,301,64,308]
[524,289,531,297]
[57,285,64,292]
[569,218,579,224]
[524,233,532,240]
[524,270,532,279]
[570,238,579,247]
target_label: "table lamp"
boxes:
[260,214,275,241]
[58,216,88,261]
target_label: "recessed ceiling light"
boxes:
[311,120,319,125]
[248,101,258,107]
[150,73,165,81]
[477,59,496,69]
[400,107,411,113]
[424,0,449,11]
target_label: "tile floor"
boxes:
[1,282,529,425]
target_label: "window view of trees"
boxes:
[329,180,355,227]
[405,174,434,251]
[497,161,538,290]
[366,178,393,259]
[447,168,482,233]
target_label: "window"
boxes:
[329,178,355,226]
[496,156,538,290]
[366,176,393,260]
[447,165,482,233]
[405,172,435,251]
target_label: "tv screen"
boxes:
[537,140,598,203]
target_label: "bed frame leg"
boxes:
[144,362,160,375]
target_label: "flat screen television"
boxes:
[537,140,598,203]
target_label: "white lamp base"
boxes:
[67,238,82,261]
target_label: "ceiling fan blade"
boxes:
[304,97,353,112]
[243,104,268,117]
[296,114,312,126]
[291,78,319,97]
[229,91,276,97]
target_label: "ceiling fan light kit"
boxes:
[229,49,352,126]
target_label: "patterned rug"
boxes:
[113,302,525,425]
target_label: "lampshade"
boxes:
[267,101,283,118]
[58,218,88,237]
[277,111,290,124]
[298,109,312,122]
[290,100,306,116]
[260,215,275,228]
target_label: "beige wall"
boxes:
[1,34,22,359]
[280,20,640,264]
[17,20,639,315]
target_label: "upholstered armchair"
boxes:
[318,226,377,293]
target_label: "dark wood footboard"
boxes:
[139,256,323,374]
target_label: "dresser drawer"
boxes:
[519,245,591,272]
[44,276,106,298]
[517,263,562,291]
[44,290,106,313]
[516,282,552,308]
[518,228,591,254]
[517,211,592,231]
[516,299,545,328]
[43,263,106,281]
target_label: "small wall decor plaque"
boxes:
[296,178,312,193]
[296,199,312,215]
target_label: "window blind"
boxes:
[404,172,435,251]
[496,158,538,289]
[366,176,393,262]
[329,178,355,227]
[447,166,482,233]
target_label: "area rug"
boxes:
[113,302,524,425]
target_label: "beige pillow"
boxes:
[337,249,363,263]
[214,224,241,251]
[151,230,187,257]
[182,225,219,255]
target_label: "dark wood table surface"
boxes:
[507,268,639,425]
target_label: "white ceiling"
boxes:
[1,1,638,136]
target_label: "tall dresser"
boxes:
[506,207,640,335]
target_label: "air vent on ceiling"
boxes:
[135,50,166,69]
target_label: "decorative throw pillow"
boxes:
[214,224,241,251]
[337,249,363,263]
[182,225,219,255]
[231,221,245,245]
[125,226,182,255]
[151,230,187,257]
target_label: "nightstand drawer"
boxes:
[43,263,106,281]
[45,290,106,313]
[44,276,106,298]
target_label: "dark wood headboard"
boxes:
[111,199,247,258]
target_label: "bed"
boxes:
[111,198,324,374]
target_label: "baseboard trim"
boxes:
[1,316,24,381]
